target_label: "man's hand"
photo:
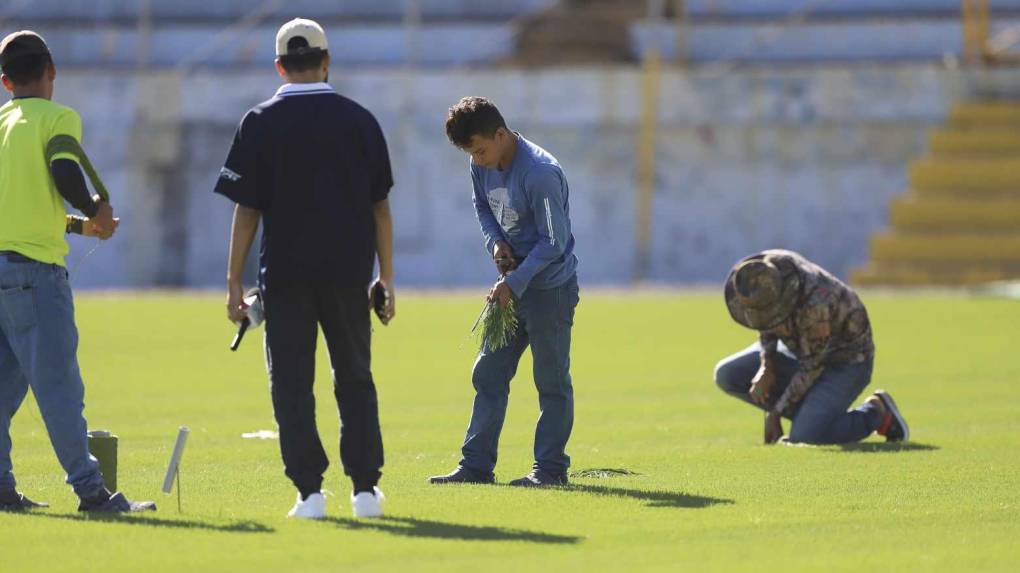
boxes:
[749,363,777,407]
[488,279,513,308]
[493,240,517,275]
[764,411,784,445]
[83,216,119,239]
[369,277,396,325]
[226,281,247,324]
[87,202,117,240]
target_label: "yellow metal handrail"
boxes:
[962,0,991,63]
[962,0,1020,64]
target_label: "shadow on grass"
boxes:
[14,511,274,534]
[324,516,581,544]
[560,484,734,509]
[830,442,940,454]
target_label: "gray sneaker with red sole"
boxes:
[874,390,909,442]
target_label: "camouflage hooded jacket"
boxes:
[759,252,875,415]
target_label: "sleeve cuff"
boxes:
[504,272,528,298]
[213,186,260,210]
[80,199,99,218]
[50,152,81,164]
[65,216,85,235]
[372,186,391,203]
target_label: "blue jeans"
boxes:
[0,255,104,497]
[714,342,883,444]
[460,275,579,475]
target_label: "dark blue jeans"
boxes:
[0,255,104,497]
[460,275,579,475]
[714,342,883,444]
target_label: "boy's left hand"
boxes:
[488,280,513,308]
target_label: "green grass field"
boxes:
[2,291,1018,572]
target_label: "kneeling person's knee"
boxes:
[714,358,745,394]
[788,417,832,445]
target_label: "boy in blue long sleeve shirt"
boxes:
[430,97,580,487]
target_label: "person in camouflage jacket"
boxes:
[715,250,909,445]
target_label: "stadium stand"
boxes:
[853,101,1020,286]
[0,1,554,22]
[3,1,1018,287]
[0,0,554,67]
[0,24,519,67]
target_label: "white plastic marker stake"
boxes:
[162,426,190,512]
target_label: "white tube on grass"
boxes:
[162,426,189,494]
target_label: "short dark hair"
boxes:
[445,96,508,148]
[279,36,327,73]
[1,53,52,85]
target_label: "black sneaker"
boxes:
[428,466,495,485]
[874,390,909,443]
[507,469,568,487]
[0,489,48,511]
[78,489,156,513]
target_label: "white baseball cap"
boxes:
[275,18,328,57]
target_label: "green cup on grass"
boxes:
[87,430,118,493]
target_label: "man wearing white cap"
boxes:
[215,18,395,519]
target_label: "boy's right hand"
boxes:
[226,281,247,324]
[493,240,517,275]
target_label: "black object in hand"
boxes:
[230,318,250,352]
[372,281,390,322]
[228,288,263,351]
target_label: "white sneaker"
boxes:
[287,492,326,519]
[350,487,385,518]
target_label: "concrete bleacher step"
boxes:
[2,0,554,23]
[929,128,1020,156]
[633,0,1020,65]
[851,264,1015,286]
[947,102,1020,127]
[632,17,1020,64]
[1,23,518,67]
[890,198,1020,233]
[869,233,1020,265]
[683,0,1020,19]
[3,1,556,68]
[855,99,1020,287]
[909,157,1020,197]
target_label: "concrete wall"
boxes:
[54,64,1020,289]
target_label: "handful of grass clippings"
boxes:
[471,296,519,351]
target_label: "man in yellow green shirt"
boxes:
[0,30,154,512]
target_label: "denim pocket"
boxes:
[558,281,580,327]
[0,285,37,332]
